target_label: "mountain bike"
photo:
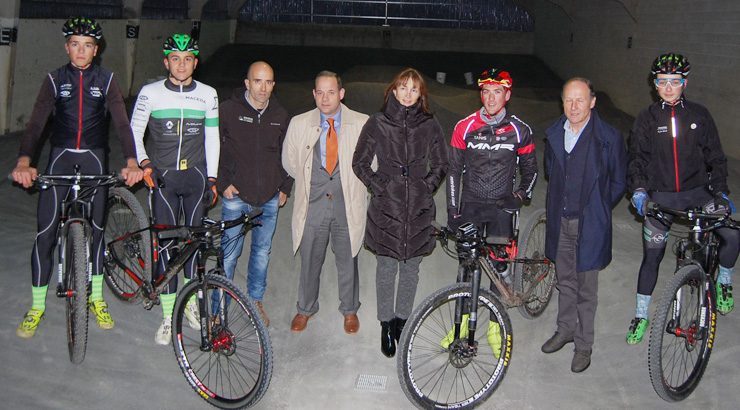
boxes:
[397,208,554,409]
[646,202,738,402]
[103,208,272,409]
[31,170,127,364]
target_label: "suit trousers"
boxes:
[555,217,598,351]
[297,204,360,316]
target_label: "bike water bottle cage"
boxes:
[62,17,102,40]
[163,34,199,56]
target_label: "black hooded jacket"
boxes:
[352,97,448,260]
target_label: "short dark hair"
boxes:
[315,70,342,90]
[562,77,595,98]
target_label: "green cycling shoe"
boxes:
[16,308,44,338]
[626,317,648,345]
[716,282,734,315]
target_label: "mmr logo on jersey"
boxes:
[467,142,515,151]
[166,121,174,130]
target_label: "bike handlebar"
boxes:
[34,173,123,189]
[646,201,737,231]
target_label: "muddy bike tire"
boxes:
[513,208,555,319]
[103,187,151,303]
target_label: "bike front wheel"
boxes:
[172,274,272,409]
[513,208,555,319]
[397,282,512,409]
[648,264,715,402]
[103,187,151,303]
[65,222,89,364]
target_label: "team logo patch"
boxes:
[60,91,71,97]
[166,121,174,130]
[657,126,668,134]
[239,116,253,123]
[691,123,697,129]
[495,124,514,135]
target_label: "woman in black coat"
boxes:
[352,68,448,358]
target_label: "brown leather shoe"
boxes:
[344,314,360,334]
[291,313,310,332]
[255,301,270,328]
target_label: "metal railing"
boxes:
[239,0,533,31]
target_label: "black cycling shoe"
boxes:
[381,321,396,358]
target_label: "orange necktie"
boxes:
[326,118,338,175]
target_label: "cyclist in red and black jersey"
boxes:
[12,17,143,338]
[447,68,538,245]
[626,53,739,344]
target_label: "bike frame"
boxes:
[106,212,260,349]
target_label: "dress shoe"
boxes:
[571,349,591,373]
[393,317,407,342]
[541,332,574,353]
[380,321,396,357]
[344,314,360,334]
[291,313,310,332]
[255,301,270,327]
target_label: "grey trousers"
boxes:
[297,210,360,316]
[376,255,422,321]
[555,217,599,351]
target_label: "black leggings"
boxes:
[637,187,740,295]
[151,167,207,294]
[32,148,107,287]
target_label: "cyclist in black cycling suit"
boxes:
[626,53,739,344]
[12,17,143,338]
[131,34,220,345]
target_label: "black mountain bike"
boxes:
[103,208,272,409]
[646,202,737,402]
[397,209,554,409]
[31,170,127,364]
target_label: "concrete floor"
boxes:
[1,47,739,409]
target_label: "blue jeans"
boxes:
[221,193,280,301]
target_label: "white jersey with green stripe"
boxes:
[131,79,220,177]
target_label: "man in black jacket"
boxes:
[217,61,293,327]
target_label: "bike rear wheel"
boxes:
[397,282,512,409]
[65,223,89,364]
[103,187,151,303]
[648,264,715,402]
[172,274,272,409]
[513,208,554,319]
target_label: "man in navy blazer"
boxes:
[540,78,627,373]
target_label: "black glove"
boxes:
[706,192,736,214]
[202,179,218,207]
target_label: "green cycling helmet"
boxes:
[163,34,199,56]
[651,53,690,77]
[62,17,102,40]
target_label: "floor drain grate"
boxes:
[355,374,388,392]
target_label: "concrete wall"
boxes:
[0,0,21,133]
[236,22,535,55]
[533,0,740,158]
[8,18,234,133]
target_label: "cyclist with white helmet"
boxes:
[13,17,143,338]
[626,53,739,344]
[130,33,220,345]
